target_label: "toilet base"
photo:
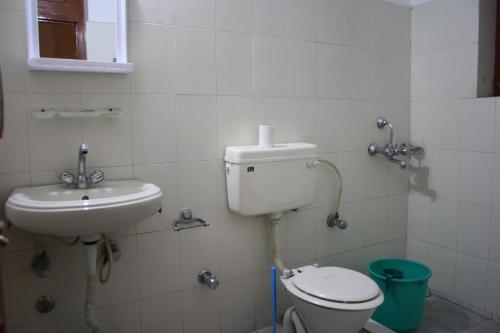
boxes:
[282,306,396,333]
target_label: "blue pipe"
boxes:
[271,266,277,333]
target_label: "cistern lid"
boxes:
[292,267,380,303]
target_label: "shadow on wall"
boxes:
[408,163,436,201]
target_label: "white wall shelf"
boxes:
[31,107,122,119]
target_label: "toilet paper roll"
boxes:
[259,125,274,148]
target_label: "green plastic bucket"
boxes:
[368,258,432,333]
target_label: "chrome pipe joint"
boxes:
[198,270,219,290]
[368,117,424,169]
[59,144,105,188]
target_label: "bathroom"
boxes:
[0,0,500,332]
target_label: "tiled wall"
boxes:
[0,0,410,332]
[409,0,500,320]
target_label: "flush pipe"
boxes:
[267,212,288,274]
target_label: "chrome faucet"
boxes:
[59,144,104,188]
[368,116,425,169]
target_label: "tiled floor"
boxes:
[252,296,500,333]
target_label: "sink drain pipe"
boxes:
[83,234,114,333]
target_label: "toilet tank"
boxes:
[224,143,318,216]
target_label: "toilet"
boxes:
[225,140,386,333]
[281,265,384,333]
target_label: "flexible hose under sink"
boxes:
[99,233,113,283]
[84,233,113,333]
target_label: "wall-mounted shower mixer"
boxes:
[368,116,424,169]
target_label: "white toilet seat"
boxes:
[281,265,384,311]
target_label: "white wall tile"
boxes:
[137,230,181,298]
[286,209,316,266]
[429,199,458,249]
[427,245,456,297]
[486,261,500,316]
[345,0,370,48]
[95,302,142,333]
[462,98,495,152]
[430,150,460,201]
[343,100,369,151]
[220,275,255,333]
[216,31,253,96]
[0,93,29,174]
[81,74,130,94]
[459,152,494,206]
[369,51,410,101]
[365,155,389,199]
[341,201,366,252]
[369,0,410,54]
[411,101,433,148]
[175,0,215,28]
[129,0,174,24]
[365,197,388,245]
[316,0,344,44]
[130,23,174,94]
[406,238,429,263]
[175,28,216,94]
[407,193,431,242]
[316,44,343,99]
[253,35,286,96]
[176,95,217,161]
[27,93,83,172]
[285,39,316,98]
[252,0,285,36]
[342,151,367,202]
[216,0,252,33]
[219,220,254,280]
[286,98,316,143]
[458,203,491,259]
[0,10,27,92]
[2,250,41,327]
[182,287,220,333]
[140,292,183,333]
[131,94,177,165]
[82,94,133,167]
[494,97,500,153]
[455,253,488,309]
[179,160,218,223]
[411,0,463,53]
[216,96,255,159]
[315,99,344,153]
[284,0,316,40]
[490,208,500,263]
[431,100,461,151]
[343,47,370,99]
[387,194,408,240]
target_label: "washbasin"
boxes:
[5,180,162,237]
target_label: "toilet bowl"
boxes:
[281,265,384,333]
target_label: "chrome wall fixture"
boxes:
[173,208,209,231]
[368,116,425,169]
[198,270,219,290]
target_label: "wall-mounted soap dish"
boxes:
[173,208,209,232]
[32,108,122,119]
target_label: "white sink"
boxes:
[5,180,162,237]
